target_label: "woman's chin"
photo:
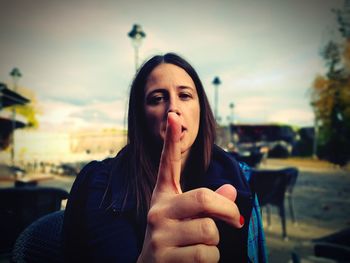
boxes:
[180,143,192,156]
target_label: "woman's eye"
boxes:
[148,95,164,105]
[179,93,192,100]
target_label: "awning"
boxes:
[0,117,26,130]
[0,117,26,149]
[0,83,30,108]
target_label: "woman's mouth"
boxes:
[180,126,187,139]
[160,125,187,140]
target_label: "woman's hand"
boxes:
[137,113,243,263]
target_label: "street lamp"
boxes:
[128,24,146,72]
[10,68,22,91]
[212,76,221,121]
[229,102,235,143]
[9,67,22,166]
[229,102,235,123]
[311,101,318,159]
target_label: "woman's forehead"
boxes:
[146,63,195,88]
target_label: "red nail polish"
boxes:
[240,215,245,226]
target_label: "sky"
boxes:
[0,0,344,132]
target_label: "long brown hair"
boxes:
[126,53,216,218]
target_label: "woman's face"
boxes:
[144,63,200,161]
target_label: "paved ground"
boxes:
[259,158,350,263]
[1,157,349,262]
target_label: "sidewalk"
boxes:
[261,157,350,172]
[259,158,350,262]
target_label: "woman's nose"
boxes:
[167,98,181,116]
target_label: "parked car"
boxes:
[0,164,26,179]
[53,161,89,176]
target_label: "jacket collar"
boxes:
[203,145,251,192]
[109,145,251,212]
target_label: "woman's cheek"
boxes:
[149,118,163,141]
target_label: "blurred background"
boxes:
[1,0,349,262]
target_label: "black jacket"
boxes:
[63,145,254,262]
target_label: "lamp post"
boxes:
[229,102,235,143]
[212,76,221,121]
[9,67,22,166]
[229,102,235,123]
[128,24,146,72]
[312,116,318,159]
[311,101,318,159]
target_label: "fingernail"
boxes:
[240,215,245,226]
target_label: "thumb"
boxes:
[215,184,244,227]
[215,184,237,202]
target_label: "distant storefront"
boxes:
[11,129,127,164]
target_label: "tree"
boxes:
[311,4,350,166]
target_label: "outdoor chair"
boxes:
[0,186,68,256]
[236,152,264,168]
[12,210,65,263]
[313,227,350,261]
[290,227,350,262]
[250,167,299,239]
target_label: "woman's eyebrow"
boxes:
[146,88,166,95]
[178,85,195,91]
[145,88,167,99]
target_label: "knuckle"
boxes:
[147,207,162,227]
[193,246,207,263]
[195,188,213,209]
[149,233,162,252]
[200,218,219,245]
[193,245,219,263]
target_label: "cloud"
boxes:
[218,96,313,127]
[37,98,126,132]
[234,97,276,123]
[267,109,314,126]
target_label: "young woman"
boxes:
[63,53,267,262]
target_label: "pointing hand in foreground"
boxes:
[137,112,243,263]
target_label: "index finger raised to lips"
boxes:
[154,112,182,194]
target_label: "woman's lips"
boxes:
[180,126,187,140]
[161,125,187,140]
